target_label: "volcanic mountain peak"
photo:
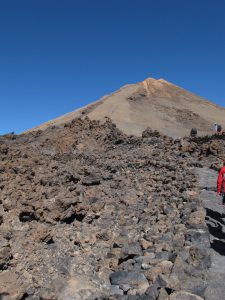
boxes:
[142,77,168,86]
[141,77,175,98]
[28,77,225,138]
[142,77,164,90]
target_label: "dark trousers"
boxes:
[222,193,225,205]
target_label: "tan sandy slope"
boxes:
[28,78,225,137]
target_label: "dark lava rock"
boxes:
[110,271,149,294]
[0,118,224,299]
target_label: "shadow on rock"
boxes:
[211,240,225,256]
[205,208,225,255]
[205,208,225,225]
[207,223,225,240]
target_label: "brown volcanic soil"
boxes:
[1,117,225,299]
[28,78,225,138]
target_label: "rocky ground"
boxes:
[0,118,225,300]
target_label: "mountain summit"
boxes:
[30,78,225,137]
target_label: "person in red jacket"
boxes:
[217,162,225,204]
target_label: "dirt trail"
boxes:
[196,167,225,300]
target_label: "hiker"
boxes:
[217,124,222,134]
[190,128,197,137]
[217,161,225,205]
[213,123,218,133]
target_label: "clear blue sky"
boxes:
[0,0,225,134]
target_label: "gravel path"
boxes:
[196,167,225,300]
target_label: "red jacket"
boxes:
[217,166,225,194]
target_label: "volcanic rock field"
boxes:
[1,118,225,299]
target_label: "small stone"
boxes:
[140,239,153,250]
[0,246,11,269]
[123,241,142,256]
[110,271,149,293]
[145,283,160,299]
[82,175,101,186]
[167,291,204,300]
[157,260,173,275]
[143,252,155,259]
[185,190,197,197]
[13,253,20,260]
[158,288,169,300]
[127,289,137,295]
[172,233,185,249]
[144,266,162,282]
[141,263,151,270]
[188,208,206,226]
[120,284,131,292]
[110,285,124,295]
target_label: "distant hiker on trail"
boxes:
[190,128,197,137]
[213,123,218,133]
[217,124,222,134]
[217,161,225,205]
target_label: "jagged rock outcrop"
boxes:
[0,118,225,299]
